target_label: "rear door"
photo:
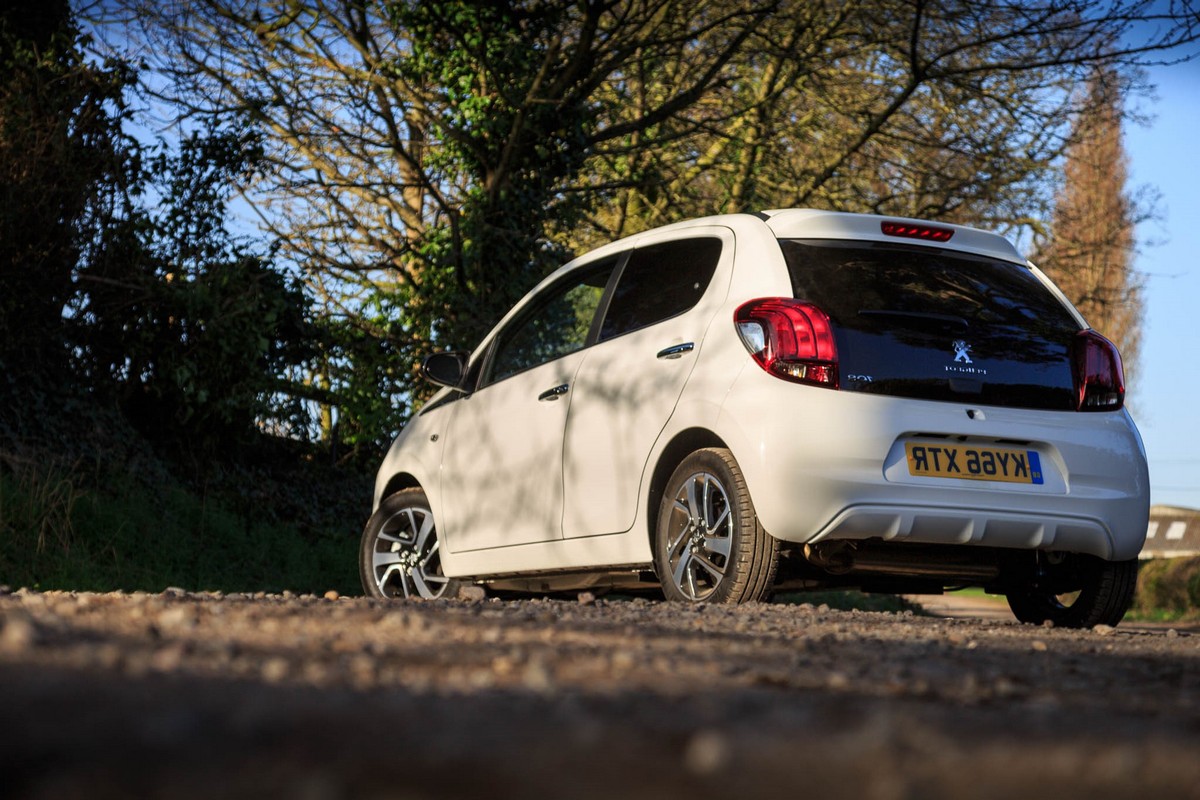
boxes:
[561,231,730,538]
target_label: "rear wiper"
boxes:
[858,310,969,328]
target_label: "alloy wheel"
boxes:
[664,470,733,600]
[370,505,450,599]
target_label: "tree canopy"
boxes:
[1,2,314,463]
[11,0,1200,459]
[1,0,131,383]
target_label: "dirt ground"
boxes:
[2,587,1199,799]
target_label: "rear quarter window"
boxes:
[599,237,722,341]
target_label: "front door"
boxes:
[439,258,618,552]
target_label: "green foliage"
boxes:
[0,2,136,382]
[1130,557,1200,621]
[71,125,317,459]
[3,0,318,461]
[312,303,416,457]
[110,0,1194,449]
[392,1,590,349]
[1035,67,1144,389]
[0,456,84,561]
[0,451,359,595]
[0,3,369,594]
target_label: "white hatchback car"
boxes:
[360,210,1148,628]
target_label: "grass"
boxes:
[774,575,1200,624]
[0,457,360,595]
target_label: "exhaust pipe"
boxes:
[804,541,1000,581]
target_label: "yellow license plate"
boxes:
[905,442,1044,485]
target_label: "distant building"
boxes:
[1142,506,1200,558]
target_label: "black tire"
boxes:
[1006,556,1138,628]
[359,488,460,599]
[654,448,779,603]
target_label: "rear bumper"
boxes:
[808,503,1118,560]
[716,369,1149,561]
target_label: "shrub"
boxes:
[1130,557,1200,621]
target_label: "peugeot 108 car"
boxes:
[360,209,1148,628]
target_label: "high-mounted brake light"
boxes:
[1072,329,1125,411]
[881,221,954,243]
[735,298,838,388]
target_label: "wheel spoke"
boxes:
[667,486,694,555]
[667,522,691,558]
[410,567,431,598]
[376,530,409,545]
[685,558,699,599]
[692,551,726,581]
[373,551,404,568]
[685,476,701,522]
[672,550,693,595]
[418,537,440,569]
[705,505,730,536]
[378,564,406,597]
[416,536,450,596]
[703,534,731,559]
[413,510,435,553]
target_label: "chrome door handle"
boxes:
[656,342,695,360]
[538,384,570,401]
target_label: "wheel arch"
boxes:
[376,471,423,509]
[645,427,729,558]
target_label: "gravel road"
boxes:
[2,588,1199,799]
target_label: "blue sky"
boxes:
[1125,57,1200,508]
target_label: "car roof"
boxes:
[469,209,1029,360]
[760,209,1027,265]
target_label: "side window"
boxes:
[599,237,722,341]
[484,258,617,385]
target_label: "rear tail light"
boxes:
[1072,329,1124,411]
[735,298,838,388]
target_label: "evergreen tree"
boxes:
[1037,68,1144,389]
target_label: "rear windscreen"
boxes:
[779,239,1082,409]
